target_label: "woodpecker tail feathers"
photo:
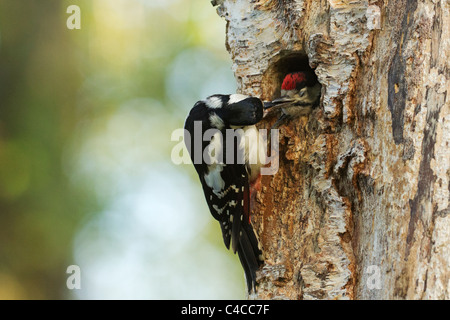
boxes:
[236,221,262,294]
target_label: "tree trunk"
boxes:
[213,0,449,300]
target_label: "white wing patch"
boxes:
[209,113,225,130]
[204,131,223,165]
[205,96,223,109]
[204,164,225,193]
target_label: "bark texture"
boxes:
[213,0,449,299]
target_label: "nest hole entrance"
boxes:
[262,52,319,101]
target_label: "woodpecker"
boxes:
[264,71,321,127]
[184,94,265,293]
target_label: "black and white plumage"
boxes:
[184,94,265,293]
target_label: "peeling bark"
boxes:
[213,0,449,300]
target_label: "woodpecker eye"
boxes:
[299,87,307,97]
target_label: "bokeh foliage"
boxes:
[0,0,243,299]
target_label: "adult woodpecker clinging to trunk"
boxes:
[184,94,266,294]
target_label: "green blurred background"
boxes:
[0,0,245,299]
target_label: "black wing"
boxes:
[199,162,262,293]
[184,100,262,293]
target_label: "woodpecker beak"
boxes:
[263,101,275,110]
[263,97,296,110]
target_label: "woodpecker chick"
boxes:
[184,94,265,294]
[264,71,321,127]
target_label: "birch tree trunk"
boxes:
[213,0,449,300]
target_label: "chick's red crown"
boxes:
[281,72,306,91]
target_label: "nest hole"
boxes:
[262,51,319,101]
